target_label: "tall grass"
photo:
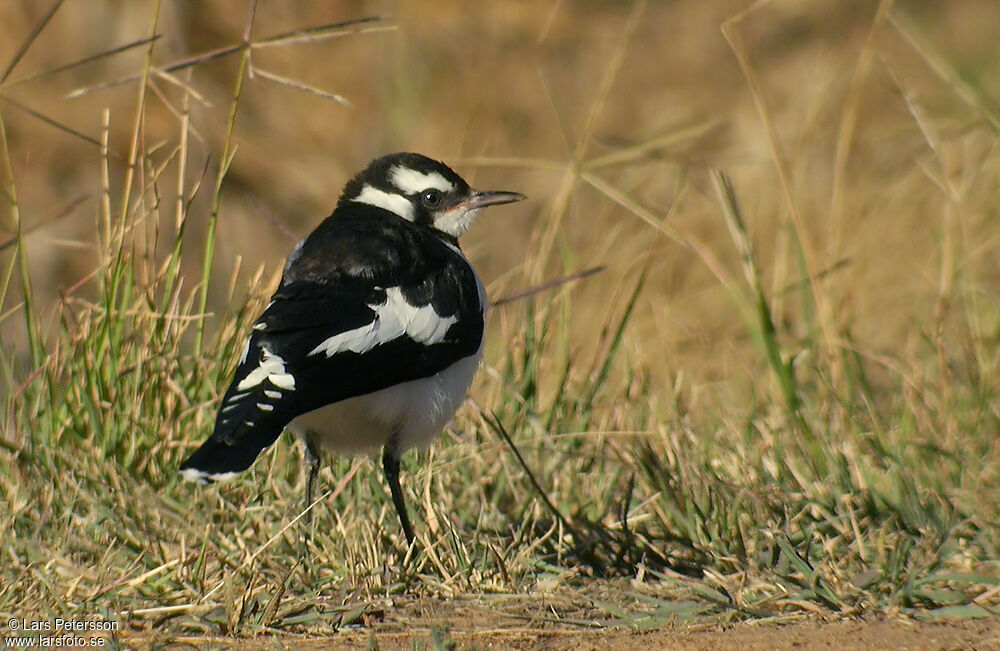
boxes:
[1,1,999,643]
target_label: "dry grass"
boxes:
[1,0,999,645]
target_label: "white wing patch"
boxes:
[352,184,415,221]
[389,165,454,195]
[309,287,457,358]
[239,338,251,363]
[236,347,296,391]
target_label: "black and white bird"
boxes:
[179,152,524,544]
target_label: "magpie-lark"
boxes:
[179,152,524,544]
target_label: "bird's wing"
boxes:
[179,228,483,482]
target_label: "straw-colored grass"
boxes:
[1,0,998,644]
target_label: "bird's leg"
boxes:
[302,434,321,527]
[297,434,321,579]
[382,435,415,546]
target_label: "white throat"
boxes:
[435,206,480,238]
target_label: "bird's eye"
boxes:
[421,189,442,208]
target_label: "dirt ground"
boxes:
[136,617,1000,650]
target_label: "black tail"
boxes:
[179,426,281,483]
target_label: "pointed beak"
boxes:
[464,190,526,209]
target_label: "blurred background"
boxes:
[1,0,998,410]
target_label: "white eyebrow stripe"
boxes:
[389,165,454,194]
[352,184,415,221]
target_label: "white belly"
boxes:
[287,349,482,454]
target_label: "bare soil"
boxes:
[132,617,1000,650]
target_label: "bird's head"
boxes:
[340,152,525,239]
